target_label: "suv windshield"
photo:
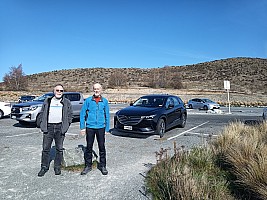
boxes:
[133,97,165,107]
[34,93,53,102]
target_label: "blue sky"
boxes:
[0,0,267,81]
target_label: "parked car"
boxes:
[263,107,267,120]
[0,102,11,119]
[11,92,84,127]
[187,98,220,110]
[114,94,187,138]
[18,95,37,103]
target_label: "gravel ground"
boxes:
[0,104,264,200]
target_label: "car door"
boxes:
[195,98,203,109]
[65,93,83,118]
[165,97,177,129]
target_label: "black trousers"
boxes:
[41,123,65,169]
[84,128,106,168]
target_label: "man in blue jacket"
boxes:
[80,83,110,175]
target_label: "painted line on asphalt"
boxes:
[167,121,209,140]
[6,132,39,138]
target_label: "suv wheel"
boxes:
[189,104,193,109]
[0,110,3,119]
[156,118,166,138]
[36,114,42,128]
[178,113,186,128]
[203,105,208,110]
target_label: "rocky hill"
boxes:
[24,57,267,94]
[1,57,267,105]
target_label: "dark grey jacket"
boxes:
[39,95,73,134]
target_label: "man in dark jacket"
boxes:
[37,84,73,177]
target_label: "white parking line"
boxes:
[167,121,209,140]
[6,132,39,138]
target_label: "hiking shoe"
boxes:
[100,166,108,175]
[54,168,61,175]
[81,166,92,175]
[38,167,48,177]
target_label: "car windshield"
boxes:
[33,93,53,102]
[133,97,165,107]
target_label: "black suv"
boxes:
[114,94,187,138]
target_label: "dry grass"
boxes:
[1,88,267,107]
[146,122,267,200]
[212,121,267,199]
[146,145,233,200]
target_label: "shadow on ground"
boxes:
[110,128,155,139]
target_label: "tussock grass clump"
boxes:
[146,122,267,199]
[212,121,267,199]
[146,146,233,200]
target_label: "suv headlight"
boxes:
[141,114,156,119]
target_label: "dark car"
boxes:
[18,95,37,103]
[114,94,187,138]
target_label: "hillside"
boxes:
[24,57,267,94]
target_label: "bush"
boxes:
[146,122,267,199]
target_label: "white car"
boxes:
[188,98,220,110]
[0,102,11,119]
[263,107,267,120]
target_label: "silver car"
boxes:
[11,92,84,127]
[188,98,220,110]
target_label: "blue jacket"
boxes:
[80,96,110,132]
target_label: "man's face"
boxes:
[93,85,101,97]
[54,85,64,99]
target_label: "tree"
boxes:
[3,64,28,91]
[108,70,128,88]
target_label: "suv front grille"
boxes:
[11,107,21,114]
[117,115,142,125]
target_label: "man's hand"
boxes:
[80,129,86,136]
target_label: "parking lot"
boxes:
[0,105,264,200]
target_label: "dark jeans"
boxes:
[41,123,65,169]
[85,128,106,168]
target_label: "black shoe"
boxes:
[81,166,92,175]
[38,167,48,177]
[100,166,108,175]
[54,168,61,175]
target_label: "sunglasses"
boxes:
[56,89,64,92]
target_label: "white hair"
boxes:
[93,83,102,90]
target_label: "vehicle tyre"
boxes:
[36,114,42,128]
[189,104,193,109]
[178,113,186,128]
[203,105,208,110]
[0,110,3,119]
[156,118,166,138]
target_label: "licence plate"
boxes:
[124,126,132,130]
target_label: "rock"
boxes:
[62,145,98,167]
